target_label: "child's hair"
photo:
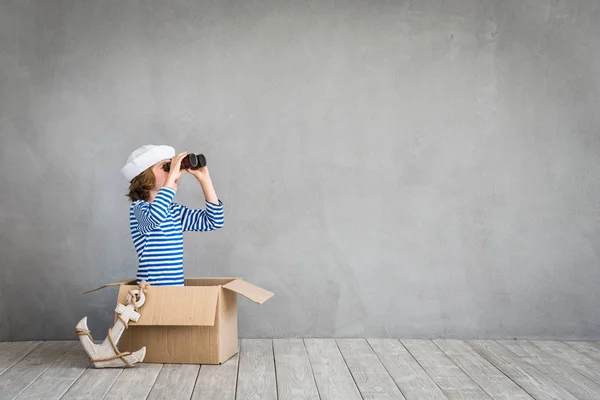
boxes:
[127,168,155,202]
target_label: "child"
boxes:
[121,145,224,286]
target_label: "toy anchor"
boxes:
[76,285,148,368]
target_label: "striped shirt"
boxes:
[129,186,224,286]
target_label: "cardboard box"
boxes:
[84,277,274,364]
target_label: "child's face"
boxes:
[151,159,174,190]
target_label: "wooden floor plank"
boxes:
[146,364,200,400]
[434,340,532,400]
[192,351,239,400]
[564,341,600,364]
[0,341,75,400]
[60,367,123,400]
[15,345,89,400]
[103,363,163,400]
[498,340,600,400]
[273,338,319,400]
[468,340,579,400]
[236,339,277,400]
[0,342,42,378]
[533,341,600,366]
[532,341,600,384]
[401,339,490,400]
[336,338,406,399]
[304,339,362,400]
[368,339,448,400]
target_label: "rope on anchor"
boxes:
[128,280,150,313]
[76,327,133,366]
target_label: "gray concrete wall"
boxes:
[1,0,599,341]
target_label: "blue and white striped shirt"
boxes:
[129,186,224,286]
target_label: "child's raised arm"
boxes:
[173,200,224,232]
[173,165,224,232]
[132,187,176,234]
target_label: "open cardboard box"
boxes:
[84,277,274,364]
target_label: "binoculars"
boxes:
[162,153,207,172]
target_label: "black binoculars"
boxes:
[162,153,207,172]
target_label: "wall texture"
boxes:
[1,0,599,341]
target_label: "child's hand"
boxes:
[164,152,188,189]
[187,165,210,182]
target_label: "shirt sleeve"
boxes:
[173,199,224,232]
[132,187,177,234]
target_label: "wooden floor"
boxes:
[1,339,600,399]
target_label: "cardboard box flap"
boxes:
[222,279,274,304]
[82,278,137,294]
[117,285,219,326]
